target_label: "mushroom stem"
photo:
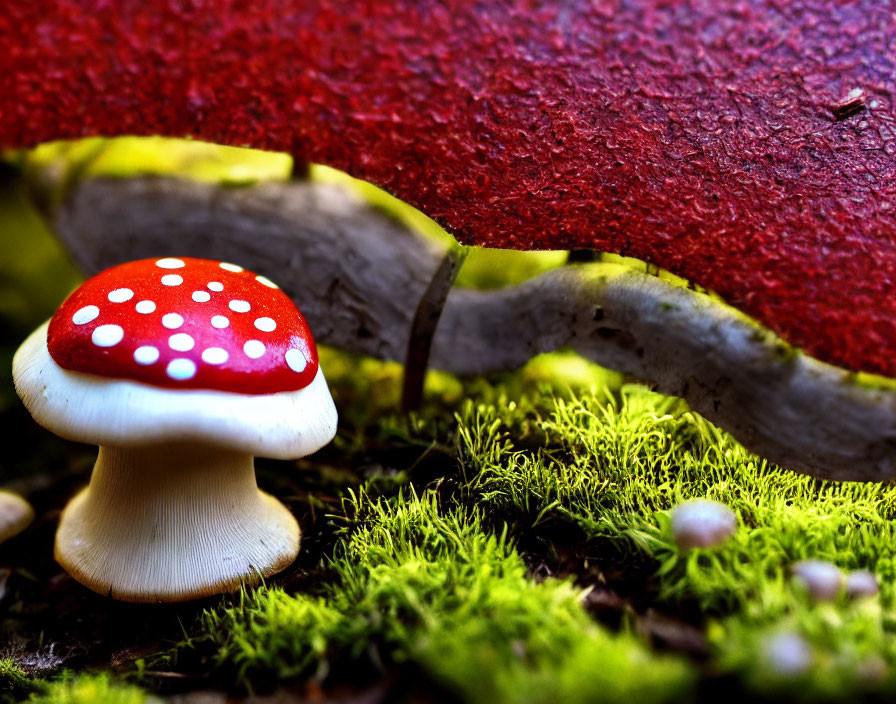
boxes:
[55,443,299,602]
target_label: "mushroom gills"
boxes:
[55,442,298,602]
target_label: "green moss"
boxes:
[0,659,36,700]
[189,490,692,702]
[26,673,157,704]
[455,382,896,698]
[0,181,82,339]
[24,137,292,186]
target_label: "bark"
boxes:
[45,177,896,481]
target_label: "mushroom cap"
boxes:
[670,498,737,549]
[0,491,34,543]
[13,258,337,458]
[46,257,318,394]
[845,569,879,599]
[791,560,843,601]
[5,3,896,379]
[762,632,813,677]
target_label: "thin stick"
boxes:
[402,244,468,412]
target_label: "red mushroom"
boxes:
[2,1,896,380]
[12,257,337,602]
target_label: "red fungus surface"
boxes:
[47,258,319,394]
[3,2,896,377]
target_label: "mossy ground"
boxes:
[1,140,896,702]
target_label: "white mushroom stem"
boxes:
[41,175,896,481]
[55,442,299,603]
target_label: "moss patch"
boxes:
[26,674,156,704]
[183,489,691,703]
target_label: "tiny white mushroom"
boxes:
[791,560,842,601]
[858,655,888,682]
[0,491,34,543]
[763,632,812,677]
[845,569,879,599]
[670,498,737,549]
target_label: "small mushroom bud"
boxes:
[763,632,812,676]
[845,570,879,599]
[670,499,737,549]
[0,491,33,543]
[791,560,842,601]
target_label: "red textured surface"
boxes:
[47,258,319,394]
[3,2,896,377]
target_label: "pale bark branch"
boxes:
[44,176,896,481]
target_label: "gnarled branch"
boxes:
[44,176,896,481]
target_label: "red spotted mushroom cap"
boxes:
[47,257,318,395]
[13,257,336,457]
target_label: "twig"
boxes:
[402,244,467,412]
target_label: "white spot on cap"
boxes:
[192,291,211,303]
[108,288,134,303]
[211,315,230,329]
[92,324,124,347]
[156,258,186,269]
[161,274,183,286]
[135,300,156,314]
[219,262,243,272]
[229,300,250,313]
[207,282,224,292]
[72,305,100,325]
[166,358,196,380]
[285,349,307,373]
[162,313,184,329]
[254,317,276,332]
[133,345,160,365]
[243,340,266,359]
[169,333,195,352]
[256,275,279,289]
[201,347,229,365]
